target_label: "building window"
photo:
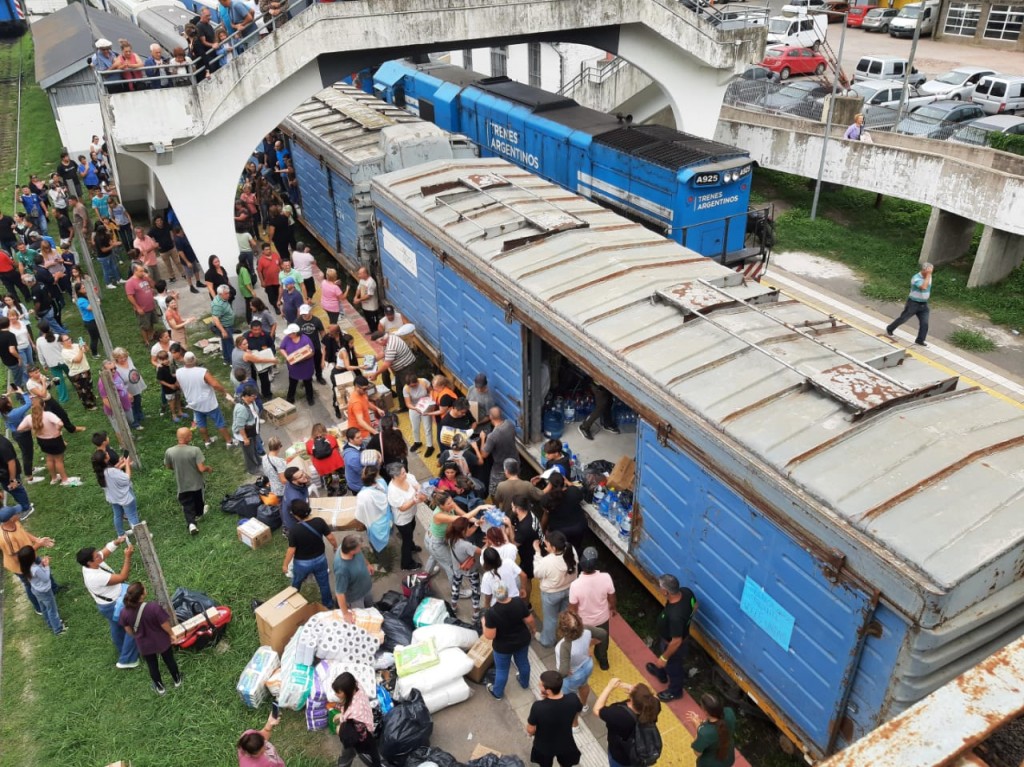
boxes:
[462,49,473,70]
[528,43,541,87]
[985,4,1024,39]
[491,46,508,77]
[943,1,981,35]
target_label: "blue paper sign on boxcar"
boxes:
[740,576,795,651]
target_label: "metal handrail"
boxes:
[557,56,627,96]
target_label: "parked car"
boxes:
[971,75,1024,115]
[895,100,985,140]
[823,1,851,22]
[725,66,778,106]
[765,13,829,48]
[854,55,926,86]
[846,4,878,26]
[760,45,828,79]
[888,0,940,37]
[919,67,998,101]
[849,79,936,129]
[758,80,832,119]
[949,114,1024,146]
[860,7,898,31]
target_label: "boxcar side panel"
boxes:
[834,601,907,749]
[329,171,360,271]
[434,266,524,432]
[633,420,878,754]
[376,214,440,351]
[289,142,338,256]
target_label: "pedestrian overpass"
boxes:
[98,0,766,266]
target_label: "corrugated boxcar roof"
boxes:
[282,85,429,167]
[371,158,1024,600]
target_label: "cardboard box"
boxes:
[608,455,636,492]
[373,385,394,412]
[171,607,222,640]
[237,518,272,549]
[334,371,355,388]
[465,635,494,683]
[335,384,354,409]
[264,398,297,426]
[309,495,363,531]
[286,345,313,365]
[255,587,324,655]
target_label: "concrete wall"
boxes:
[714,105,1024,237]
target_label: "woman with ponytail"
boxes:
[688,692,736,767]
[540,472,587,553]
[594,679,662,767]
[118,581,182,696]
[531,529,577,647]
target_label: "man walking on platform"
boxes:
[886,262,933,347]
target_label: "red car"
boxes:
[760,46,828,80]
[847,4,879,26]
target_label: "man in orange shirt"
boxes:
[346,375,384,442]
[256,243,282,315]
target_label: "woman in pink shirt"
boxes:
[237,715,285,767]
[17,399,76,486]
[319,267,346,324]
[132,227,160,277]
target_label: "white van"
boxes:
[853,55,926,87]
[972,75,1024,116]
[888,1,940,37]
[765,13,828,48]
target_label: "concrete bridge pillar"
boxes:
[920,207,976,267]
[969,226,1024,287]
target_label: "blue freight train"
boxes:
[373,60,771,273]
[369,156,1024,760]
[0,0,26,37]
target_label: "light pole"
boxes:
[811,12,848,221]
[894,5,926,126]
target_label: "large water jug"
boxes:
[542,408,565,439]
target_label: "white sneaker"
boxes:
[188,523,199,535]
[116,660,139,669]
[106,283,117,290]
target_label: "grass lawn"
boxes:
[753,169,1024,330]
[0,49,338,760]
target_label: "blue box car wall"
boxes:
[376,214,524,428]
[632,421,899,753]
[330,171,360,270]
[290,142,338,254]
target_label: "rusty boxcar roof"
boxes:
[370,158,1024,619]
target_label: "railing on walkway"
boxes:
[557,57,628,97]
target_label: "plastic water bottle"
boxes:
[599,487,615,518]
[609,493,621,526]
[619,511,632,543]
[77,336,85,347]
[563,398,575,423]
[593,485,606,516]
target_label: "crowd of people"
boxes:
[0,134,737,767]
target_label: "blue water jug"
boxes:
[542,408,565,439]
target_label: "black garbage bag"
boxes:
[376,590,404,613]
[221,483,261,517]
[466,755,525,767]
[172,586,217,623]
[379,689,433,766]
[396,580,427,625]
[405,746,464,767]
[381,612,414,652]
[256,503,282,531]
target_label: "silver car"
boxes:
[919,67,997,101]
[949,114,1024,146]
[861,7,898,31]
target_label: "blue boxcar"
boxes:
[369,157,1024,759]
[373,60,758,264]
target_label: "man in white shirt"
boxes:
[352,266,380,332]
[77,536,139,668]
[291,241,317,301]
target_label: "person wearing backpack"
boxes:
[118,581,183,695]
[305,422,343,491]
[688,692,736,767]
[645,574,696,702]
[594,678,663,767]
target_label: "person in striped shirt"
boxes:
[368,329,415,411]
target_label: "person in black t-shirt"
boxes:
[527,670,583,767]
[282,500,337,608]
[0,212,15,253]
[297,304,325,385]
[594,678,663,767]
[482,581,535,699]
[266,204,292,260]
[0,317,24,387]
[508,494,541,583]
[645,574,695,702]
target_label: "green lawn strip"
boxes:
[755,169,1024,330]
[0,287,334,767]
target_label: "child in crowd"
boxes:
[155,350,183,422]
[17,546,65,635]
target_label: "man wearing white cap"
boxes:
[92,40,118,90]
[297,303,326,386]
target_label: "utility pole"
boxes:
[811,13,848,221]
[894,5,926,126]
[129,521,178,626]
